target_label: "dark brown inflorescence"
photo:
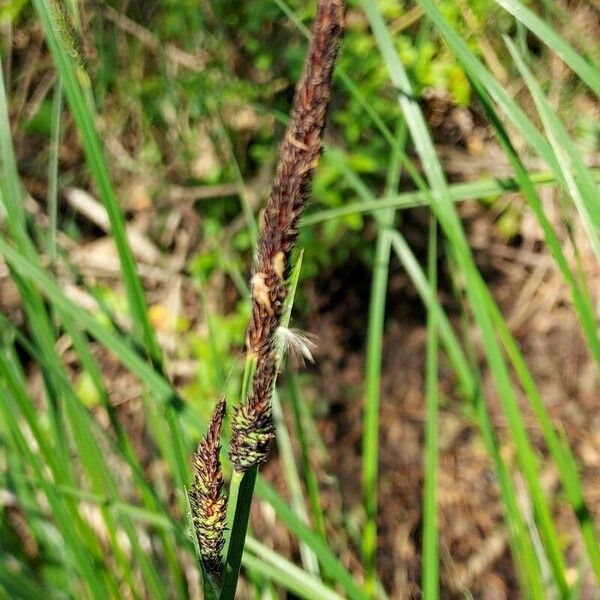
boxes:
[188,397,227,579]
[229,0,346,472]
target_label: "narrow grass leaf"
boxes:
[361,2,567,593]
[301,169,600,226]
[244,539,342,600]
[494,0,600,97]
[505,38,600,264]
[31,0,162,364]
[389,231,544,598]
[422,218,439,599]
[360,119,407,594]
[284,365,327,542]
[272,389,320,575]
[47,77,63,265]
[472,80,600,582]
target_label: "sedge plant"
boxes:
[187,1,346,597]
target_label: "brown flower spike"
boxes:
[230,0,346,472]
[188,397,227,578]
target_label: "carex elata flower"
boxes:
[188,397,227,580]
[188,0,345,583]
[229,0,346,472]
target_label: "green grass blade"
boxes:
[389,231,544,598]
[284,365,327,542]
[360,225,391,594]
[301,169,600,226]
[494,0,600,97]
[221,467,258,600]
[244,538,342,600]
[0,53,25,230]
[472,79,600,582]
[505,37,600,264]
[220,350,257,598]
[422,218,439,599]
[360,118,407,594]
[361,3,568,594]
[272,389,320,575]
[31,0,162,365]
[47,77,63,266]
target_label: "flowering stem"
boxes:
[220,467,259,599]
[218,2,345,596]
[219,354,257,598]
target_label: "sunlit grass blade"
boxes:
[58,380,170,597]
[360,2,568,594]
[360,117,407,594]
[4,55,177,592]
[47,77,63,266]
[505,37,600,264]
[244,539,341,600]
[301,169,600,226]
[414,0,560,176]
[389,231,544,598]
[31,0,162,365]
[272,389,320,575]
[493,0,600,97]
[472,78,600,581]
[422,218,439,599]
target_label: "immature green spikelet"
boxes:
[188,397,227,578]
[229,0,346,472]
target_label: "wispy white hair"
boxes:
[277,327,317,366]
